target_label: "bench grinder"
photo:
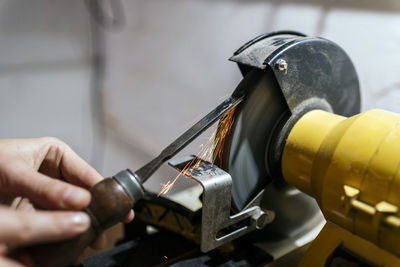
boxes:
[15,32,400,266]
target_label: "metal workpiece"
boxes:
[169,156,274,252]
[133,91,244,184]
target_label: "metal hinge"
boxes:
[341,185,400,228]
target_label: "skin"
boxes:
[0,137,134,266]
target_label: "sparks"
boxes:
[158,107,236,196]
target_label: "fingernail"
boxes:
[68,212,90,232]
[63,188,90,208]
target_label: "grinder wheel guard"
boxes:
[214,32,360,238]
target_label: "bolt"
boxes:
[275,59,288,72]
[252,210,275,229]
[255,213,269,229]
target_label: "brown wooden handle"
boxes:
[12,177,134,267]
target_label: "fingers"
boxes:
[9,197,22,210]
[124,210,135,223]
[12,137,103,189]
[52,140,103,189]
[0,244,7,256]
[11,198,35,211]
[0,207,90,248]
[0,257,24,267]
[5,165,91,210]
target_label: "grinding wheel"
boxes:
[214,32,360,248]
[216,69,289,211]
[215,68,323,244]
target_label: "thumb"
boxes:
[0,257,24,267]
[0,207,90,248]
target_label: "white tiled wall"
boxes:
[1,0,400,193]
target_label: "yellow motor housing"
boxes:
[282,109,400,256]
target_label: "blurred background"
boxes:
[0,0,400,195]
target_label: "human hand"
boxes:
[0,137,134,265]
[0,206,91,267]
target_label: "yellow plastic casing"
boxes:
[282,109,400,256]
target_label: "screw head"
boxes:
[275,59,288,71]
[252,210,275,229]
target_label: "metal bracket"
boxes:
[169,155,274,252]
